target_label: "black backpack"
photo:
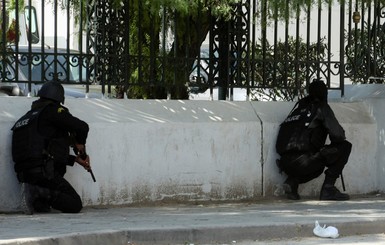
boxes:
[276,99,317,155]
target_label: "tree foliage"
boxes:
[51,0,243,99]
[345,23,385,84]
[62,0,385,19]
[250,36,328,101]
[5,0,383,99]
[257,0,385,22]
[62,0,241,24]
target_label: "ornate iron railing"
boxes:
[0,0,384,100]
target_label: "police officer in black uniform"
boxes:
[276,80,352,201]
[12,81,90,213]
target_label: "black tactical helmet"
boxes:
[309,79,328,102]
[37,81,65,104]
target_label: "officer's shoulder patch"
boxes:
[57,107,65,113]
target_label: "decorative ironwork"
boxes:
[0,0,384,100]
[86,0,129,95]
[345,2,385,84]
[0,0,92,97]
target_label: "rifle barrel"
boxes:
[89,169,96,182]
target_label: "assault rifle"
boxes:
[70,134,96,182]
[74,146,96,182]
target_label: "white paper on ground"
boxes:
[313,220,339,239]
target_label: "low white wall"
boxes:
[0,88,381,212]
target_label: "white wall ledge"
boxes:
[0,85,383,212]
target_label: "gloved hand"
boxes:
[75,154,91,171]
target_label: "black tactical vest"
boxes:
[12,106,48,172]
[276,100,317,155]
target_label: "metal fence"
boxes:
[0,0,384,100]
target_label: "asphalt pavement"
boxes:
[1,195,385,245]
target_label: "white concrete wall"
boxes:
[0,86,382,212]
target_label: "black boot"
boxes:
[320,175,349,201]
[33,198,51,213]
[33,186,52,213]
[283,177,300,200]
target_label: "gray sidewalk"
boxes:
[1,195,385,245]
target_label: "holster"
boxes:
[16,155,55,183]
[43,158,55,180]
[17,165,45,183]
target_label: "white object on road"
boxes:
[313,220,339,238]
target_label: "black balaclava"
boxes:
[308,79,328,102]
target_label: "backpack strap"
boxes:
[280,101,300,126]
[288,101,300,116]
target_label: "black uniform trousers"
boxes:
[20,169,82,213]
[279,140,352,184]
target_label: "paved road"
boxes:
[229,234,385,245]
[1,195,385,244]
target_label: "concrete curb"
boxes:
[2,198,385,245]
[2,219,385,245]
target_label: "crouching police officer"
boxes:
[12,81,91,214]
[276,80,352,201]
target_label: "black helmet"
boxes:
[308,79,328,102]
[37,81,65,104]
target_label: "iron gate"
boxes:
[0,0,384,100]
